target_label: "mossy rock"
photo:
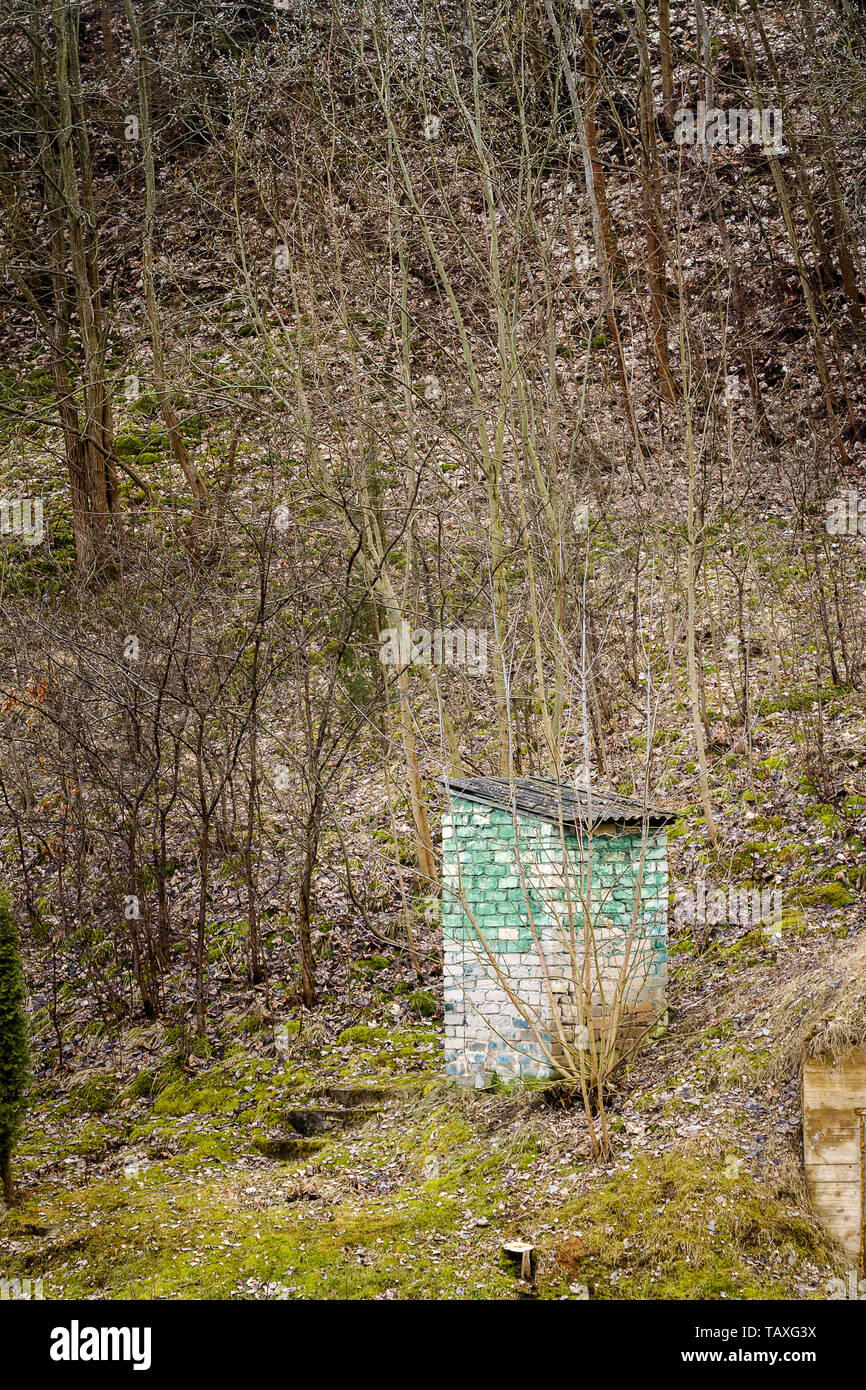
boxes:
[844,864,866,891]
[747,814,786,833]
[65,1074,119,1115]
[275,1020,302,1039]
[152,1072,238,1118]
[150,1058,186,1095]
[666,817,691,840]
[804,803,838,827]
[728,840,799,874]
[238,1013,269,1035]
[408,988,437,1018]
[337,1024,389,1046]
[668,934,694,956]
[349,955,391,979]
[795,883,854,910]
[125,1069,158,1101]
[758,755,787,772]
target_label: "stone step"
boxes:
[284,1105,380,1136]
[320,1084,394,1108]
[254,1135,326,1161]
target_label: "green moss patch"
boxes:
[794,883,854,910]
[549,1151,835,1300]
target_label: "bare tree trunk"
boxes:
[395,666,437,883]
[50,0,119,563]
[124,0,209,513]
[298,819,319,1008]
[637,0,676,401]
[14,4,117,568]
[244,637,264,984]
[195,816,210,1037]
[731,0,849,462]
[543,0,648,465]
[658,0,675,130]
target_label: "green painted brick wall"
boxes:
[442,795,669,1081]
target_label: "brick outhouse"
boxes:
[441,776,675,1083]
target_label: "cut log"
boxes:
[502,1240,535,1280]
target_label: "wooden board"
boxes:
[802,1049,866,1265]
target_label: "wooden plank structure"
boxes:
[802,1048,866,1269]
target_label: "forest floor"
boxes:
[2,0,866,1305]
[1,889,861,1300]
[2,646,866,1300]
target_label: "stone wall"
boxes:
[442,795,668,1082]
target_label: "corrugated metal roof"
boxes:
[440,775,676,830]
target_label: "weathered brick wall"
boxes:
[442,796,668,1082]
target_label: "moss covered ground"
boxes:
[0,1015,844,1301]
